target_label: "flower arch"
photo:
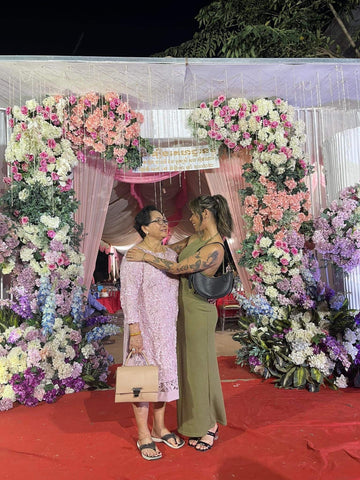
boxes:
[188,95,313,312]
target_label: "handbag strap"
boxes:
[124,350,151,366]
[195,241,229,274]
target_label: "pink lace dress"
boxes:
[120,247,179,402]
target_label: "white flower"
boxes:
[25,99,38,112]
[334,374,348,389]
[259,237,272,248]
[344,328,357,343]
[20,247,35,262]
[40,214,60,229]
[18,189,30,201]
[265,286,278,298]
[308,352,334,376]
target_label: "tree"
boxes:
[155,0,360,58]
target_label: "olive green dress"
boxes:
[176,237,227,437]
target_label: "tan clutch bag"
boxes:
[115,351,159,403]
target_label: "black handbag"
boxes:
[188,242,234,300]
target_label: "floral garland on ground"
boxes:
[232,253,360,392]
[312,182,360,273]
[188,95,313,313]
[0,314,119,411]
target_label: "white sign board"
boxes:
[136,146,219,172]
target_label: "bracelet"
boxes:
[130,331,141,337]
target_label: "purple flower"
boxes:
[248,355,262,366]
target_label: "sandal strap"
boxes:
[139,441,157,452]
[196,440,212,449]
[206,430,217,437]
[161,433,177,442]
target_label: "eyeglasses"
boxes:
[148,217,169,225]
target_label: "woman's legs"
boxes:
[151,401,183,447]
[132,402,161,458]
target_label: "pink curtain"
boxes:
[73,152,117,292]
[205,149,252,294]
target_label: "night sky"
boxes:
[0,1,210,57]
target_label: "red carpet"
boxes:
[1,357,360,480]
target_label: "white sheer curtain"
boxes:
[73,152,117,292]
[322,125,360,309]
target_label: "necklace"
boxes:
[142,238,165,253]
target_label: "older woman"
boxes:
[120,205,184,461]
[127,194,234,452]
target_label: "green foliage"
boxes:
[0,307,22,332]
[154,0,360,58]
[124,137,154,171]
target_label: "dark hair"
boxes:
[189,194,233,238]
[134,205,160,239]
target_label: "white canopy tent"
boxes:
[0,56,360,303]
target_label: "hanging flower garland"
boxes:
[189,95,313,311]
[59,91,153,169]
[313,182,360,273]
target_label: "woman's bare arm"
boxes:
[167,236,190,255]
[126,243,223,275]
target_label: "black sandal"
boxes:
[195,426,219,452]
[188,437,200,447]
[136,440,162,460]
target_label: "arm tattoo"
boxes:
[145,249,220,275]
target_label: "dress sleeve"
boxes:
[119,255,144,325]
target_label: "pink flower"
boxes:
[51,172,59,181]
[257,144,265,152]
[47,230,56,238]
[280,258,289,265]
[213,99,220,107]
[47,139,57,149]
[20,216,29,225]
[274,98,282,105]
[267,143,276,151]
[200,102,207,109]
[20,106,28,115]
[231,124,239,132]
[291,247,298,255]
[252,250,261,258]
[217,95,226,103]
[251,104,258,113]
[243,132,250,139]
